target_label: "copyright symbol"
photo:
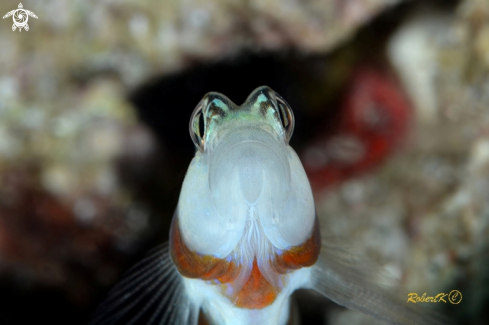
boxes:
[448,290,462,304]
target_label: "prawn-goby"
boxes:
[90,86,449,325]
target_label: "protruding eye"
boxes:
[189,100,205,152]
[275,93,295,144]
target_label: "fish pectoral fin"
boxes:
[89,242,199,325]
[307,238,451,325]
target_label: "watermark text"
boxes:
[407,290,462,304]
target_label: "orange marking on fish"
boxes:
[170,218,239,281]
[273,216,321,273]
[170,216,320,309]
[235,258,278,309]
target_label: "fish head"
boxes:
[177,86,316,258]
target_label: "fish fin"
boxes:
[307,238,452,325]
[90,242,199,325]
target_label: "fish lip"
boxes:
[207,123,286,154]
[210,135,282,166]
[209,135,286,163]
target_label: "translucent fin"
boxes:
[90,243,199,325]
[308,238,451,325]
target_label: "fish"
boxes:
[90,86,448,325]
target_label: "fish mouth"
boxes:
[208,123,288,159]
[208,127,291,206]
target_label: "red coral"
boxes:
[302,68,412,191]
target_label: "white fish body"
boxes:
[170,86,319,325]
[182,268,311,325]
[91,86,449,325]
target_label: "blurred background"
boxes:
[0,0,488,324]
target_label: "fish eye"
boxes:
[275,93,295,144]
[189,100,205,151]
